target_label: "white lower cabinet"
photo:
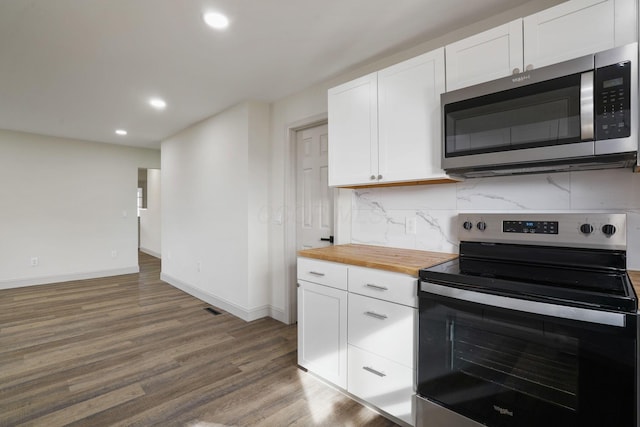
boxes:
[347,267,417,426]
[348,265,418,307]
[348,345,415,425]
[348,293,416,368]
[298,258,416,426]
[297,259,348,389]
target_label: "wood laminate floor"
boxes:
[0,253,399,427]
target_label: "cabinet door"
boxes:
[297,280,347,388]
[445,20,523,91]
[328,73,378,187]
[378,48,448,183]
[523,0,636,70]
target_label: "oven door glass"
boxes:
[444,74,583,158]
[417,291,637,427]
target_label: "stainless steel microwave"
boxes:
[441,43,638,178]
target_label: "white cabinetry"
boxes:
[348,345,415,424]
[348,293,416,368]
[445,20,523,91]
[328,48,449,187]
[297,258,419,426]
[297,259,348,389]
[327,73,378,187]
[348,265,419,307]
[446,0,637,90]
[377,50,447,183]
[347,266,418,425]
[524,0,636,69]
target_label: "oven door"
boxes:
[417,282,638,427]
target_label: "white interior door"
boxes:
[296,124,334,250]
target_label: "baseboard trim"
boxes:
[139,247,161,259]
[0,266,140,290]
[160,272,287,324]
[269,306,289,324]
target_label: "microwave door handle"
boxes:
[580,71,594,141]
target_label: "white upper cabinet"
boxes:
[446,0,637,91]
[328,73,378,187]
[445,20,524,91]
[524,0,636,69]
[378,48,447,183]
[328,48,449,187]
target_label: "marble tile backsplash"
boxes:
[350,168,640,269]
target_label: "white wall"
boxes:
[247,103,273,313]
[139,168,161,258]
[351,170,640,269]
[267,0,565,320]
[0,129,160,289]
[161,101,272,321]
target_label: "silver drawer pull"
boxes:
[308,271,325,277]
[364,311,388,320]
[365,283,388,291]
[363,366,386,377]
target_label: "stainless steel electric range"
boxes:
[416,213,638,427]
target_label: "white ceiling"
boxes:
[0,0,532,149]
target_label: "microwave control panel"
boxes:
[595,61,631,140]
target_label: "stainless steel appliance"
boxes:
[416,213,638,427]
[442,43,638,178]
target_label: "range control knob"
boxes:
[463,221,473,231]
[477,221,487,231]
[580,223,594,235]
[602,224,617,237]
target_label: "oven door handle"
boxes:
[420,281,627,327]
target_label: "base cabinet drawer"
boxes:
[298,258,348,290]
[348,293,416,368]
[348,266,417,307]
[348,345,415,425]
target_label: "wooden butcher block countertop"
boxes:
[297,244,457,277]
[298,244,640,299]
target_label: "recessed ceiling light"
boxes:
[203,12,229,30]
[115,129,127,136]
[149,98,167,110]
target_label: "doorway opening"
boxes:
[137,168,161,259]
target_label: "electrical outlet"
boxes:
[405,216,417,235]
[111,250,118,258]
[30,257,39,267]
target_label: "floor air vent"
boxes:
[204,307,222,316]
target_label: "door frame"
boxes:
[284,114,327,325]
[284,114,352,324]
